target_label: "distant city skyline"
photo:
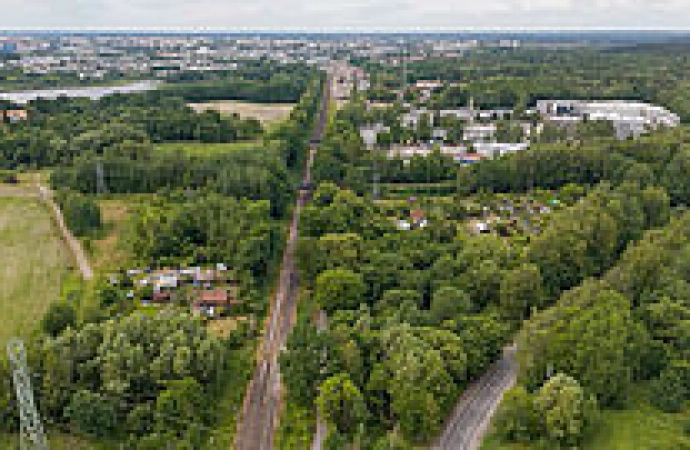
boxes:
[1,0,690,30]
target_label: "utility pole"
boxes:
[6,339,50,450]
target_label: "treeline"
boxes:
[155,62,316,104]
[460,128,690,204]
[51,148,294,217]
[0,94,262,169]
[155,77,306,104]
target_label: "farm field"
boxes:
[154,140,267,156]
[188,100,294,123]
[0,197,72,346]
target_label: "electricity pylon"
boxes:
[96,161,107,195]
[6,339,49,450]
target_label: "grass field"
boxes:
[0,197,72,346]
[188,100,294,123]
[155,140,266,156]
[0,432,99,450]
[481,395,690,450]
[90,196,138,271]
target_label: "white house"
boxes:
[464,124,497,142]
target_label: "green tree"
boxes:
[534,374,597,448]
[280,319,327,407]
[518,281,638,406]
[65,390,118,437]
[650,360,690,413]
[495,386,540,442]
[499,264,544,322]
[155,378,207,439]
[41,302,77,337]
[315,269,366,312]
[317,373,368,436]
[429,286,472,324]
[663,148,690,205]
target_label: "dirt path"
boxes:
[37,186,94,281]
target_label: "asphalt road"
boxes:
[234,77,330,450]
[434,348,517,450]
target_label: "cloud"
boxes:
[0,0,689,29]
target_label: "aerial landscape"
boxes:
[0,2,689,450]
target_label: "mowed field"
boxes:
[155,139,269,156]
[0,197,71,345]
[188,100,294,123]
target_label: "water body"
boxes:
[0,80,162,104]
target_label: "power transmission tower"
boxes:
[6,338,50,450]
[96,161,107,195]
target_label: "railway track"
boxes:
[234,77,331,450]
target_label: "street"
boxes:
[434,348,517,450]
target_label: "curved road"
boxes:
[434,347,517,450]
[234,77,331,450]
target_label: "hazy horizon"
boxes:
[1,0,689,31]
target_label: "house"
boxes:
[395,220,412,231]
[455,153,486,165]
[432,128,448,142]
[387,144,433,160]
[440,108,475,122]
[3,109,28,123]
[410,209,428,228]
[152,290,172,304]
[414,80,443,91]
[464,124,497,142]
[192,287,239,317]
[473,142,530,159]
[360,123,390,148]
[401,109,429,128]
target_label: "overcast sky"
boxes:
[1,0,689,30]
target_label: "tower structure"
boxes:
[96,161,107,195]
[6,339,50,450]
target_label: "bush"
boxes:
[495,386,540,442]
[41,302,77,337]
[1,171,18,184]
[57,190,102,236]
[65,390,117,437]
[534,374,598,448]
[497,375,598,448]
[650,361,690,413]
